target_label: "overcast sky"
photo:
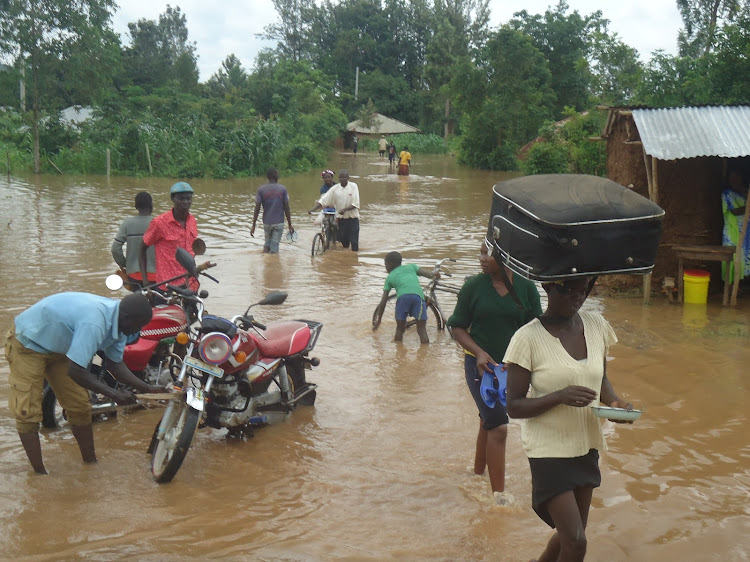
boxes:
[112,1,683,81]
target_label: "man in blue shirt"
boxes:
[249,167,295,253]
[5,292,163,474]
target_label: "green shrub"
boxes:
[386,133,447,154]
[522,141,569,175]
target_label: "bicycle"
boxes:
[311,209,338,257]
[372,258,464,337]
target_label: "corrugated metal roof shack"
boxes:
[600,105,750,304]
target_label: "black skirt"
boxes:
[528,449,601,528]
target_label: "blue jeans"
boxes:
[263,223,284,253]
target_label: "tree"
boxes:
[633,51,713,107]
[709,12,750,103]
[424,0,490,138]
[588,31,643,105]
[454,28,556,169]
[206,54,248,98]
[354,98,378,131]
[123,5,198,92]
[677,0,743,56]
[510,1,604,117]
[0,0,118,172]
[261,0,317,62]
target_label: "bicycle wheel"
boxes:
[311,233,326,257]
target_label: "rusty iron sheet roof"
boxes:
[632,106,750,160]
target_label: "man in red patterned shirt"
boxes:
[139,182,199,291]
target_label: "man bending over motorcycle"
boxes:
[4,292,169,474]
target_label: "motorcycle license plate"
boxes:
[184,356,224,378]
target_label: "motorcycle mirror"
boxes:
[176,247,198,277]
[192,238,206,256]
[105,274,124,291]
[258,291,288,306]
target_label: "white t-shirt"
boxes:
[318,182,360,219]
[503,310,617,458]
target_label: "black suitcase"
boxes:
[486,174,664,281]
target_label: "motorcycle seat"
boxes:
[254,321,311,357]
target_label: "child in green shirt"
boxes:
[374,251,439,343]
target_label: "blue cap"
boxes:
[170,181,194,195]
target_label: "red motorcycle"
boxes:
[148,249,322,483]
[41,263,218,428]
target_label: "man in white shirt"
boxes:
[308,169,360,251]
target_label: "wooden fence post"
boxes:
[6,151,10,177]
[145,143,153,175]
[106,148,111,178]
[47,158,63,175]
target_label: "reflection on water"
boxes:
[0,154,749,560]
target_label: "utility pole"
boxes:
[355,66,359,101]
[19,63,26,112]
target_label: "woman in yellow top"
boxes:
[397,146,411,176]
[504,277,633,562]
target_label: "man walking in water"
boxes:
[140,182,199,291]
[308,169,360,251]
[378,135,388,158]
[111,191,156,290]
[250,167,295,254]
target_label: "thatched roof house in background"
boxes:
[346,113,420,135]
[601,105,750,302]
[343,113,420,149]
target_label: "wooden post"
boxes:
[643,273,652,305]
[6,151,10,177]
[651,156,659,205]
[106,148,110,178]
[641,148,654,305]
[145,143,153,175]
[47,158,63,175]
[642,148,652,199]
[730,184,750,305]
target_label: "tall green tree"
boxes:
[588,30,642,105]
[453,27,555,169]
[261,0,317,62]
[123,5,198,93]
[0,0,118,172]
[424,0,490,137]
[634,51,713,107]
[709,11,750,103]
[206,54,249,98]
[676,0,743,56]
[510,1,604,117]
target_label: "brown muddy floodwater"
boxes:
[0,153,749,561]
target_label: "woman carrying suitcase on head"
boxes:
[504,277,633,562]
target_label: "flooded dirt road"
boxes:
[0,153,749,561]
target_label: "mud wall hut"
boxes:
[601,105,750,297]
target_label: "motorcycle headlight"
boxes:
[198,332,232,365]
